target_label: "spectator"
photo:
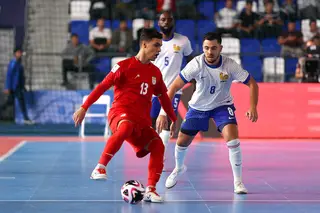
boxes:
[89,18,112,52]
[61,34,96,89]
[297,0,320,20]
[215,0,238,37]
[156,0,176,14]
[238,0,260,38]
[256,1,283,39]
[89,0,111,20]
[280,0,298,21]
[135,0,156,20]
[0,48,33,124]
[303,19,320,43]
[110,20,133,53]
[278,21,304,57]
[113,0,135,20]
[258,0,280,13]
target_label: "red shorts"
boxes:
[108,112,160,158]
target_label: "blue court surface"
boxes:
[0,139,319,213]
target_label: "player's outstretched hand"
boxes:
[246,107,258,122]
[156,115,168,134]
[73,107,86,127]
[170,122,176,138]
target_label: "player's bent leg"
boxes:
[165,130,195,189]
[91,120,135,180]
[221,124,248,194]
[143,138,165,203]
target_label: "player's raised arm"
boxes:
[73,67,118,127]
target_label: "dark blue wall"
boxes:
[0,0,26,48]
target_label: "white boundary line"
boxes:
[0,200,319,202]
[0,140,27,162]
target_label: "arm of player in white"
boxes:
[245,76,259,122]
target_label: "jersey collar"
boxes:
[204,55,222,69]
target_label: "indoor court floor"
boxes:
[0,136,319,213]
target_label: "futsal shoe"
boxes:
[165,165,187,189]
[90,167,107,180]
[143,186,164,203]
[234,181,248,194]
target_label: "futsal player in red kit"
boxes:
[73,28,177,203]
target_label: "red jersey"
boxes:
[82,57,169,127]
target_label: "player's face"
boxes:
[144,38,162,61]
[158,12,174,36]
[203,39,223,64]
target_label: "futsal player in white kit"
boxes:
[151,11,193,162]
[157,32,259,194]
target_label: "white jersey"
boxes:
[180,54,250,111]
[154,33,193,94]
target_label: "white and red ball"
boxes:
[121,180,145,204]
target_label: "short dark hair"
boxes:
[14,47,22,53]
[139,28,162,44]
[246,0,253,5]
[71,33,78,38]
[203,32,222,44]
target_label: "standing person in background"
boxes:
[0,47,34,125]
[151,11,193,169]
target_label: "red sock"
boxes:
[147,139,164,187]
[98,121,134,166]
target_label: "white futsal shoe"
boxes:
[165,165,187,189]
[90,167,107,180]
[234,181,248,194]
[143,186,164,203]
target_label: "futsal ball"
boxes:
[121,180,145,204]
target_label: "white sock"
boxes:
[160,130,170,157]
[95,163,106,169]
[175,145,188,170]
[227,139,242,184]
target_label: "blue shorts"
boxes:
[150,94,181,118]
[181,104,237,134]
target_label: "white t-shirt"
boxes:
[89,27,112,40]
[154,33,193,94]
[180,54,250,111]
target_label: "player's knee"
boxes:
[150,138,164,154]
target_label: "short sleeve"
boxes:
[183,38,193,56]
[179,59,199,83]
[89,29,94,40]
[110,63,124,85]
[229,59,250,84]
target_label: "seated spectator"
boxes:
[238,0,259,38]
[303,19,320,43]
[156,0,176,14]
[113,0,135,20]
[176,0,197,20]
[89,18,112,52]
[135,0,156,20]
[297,0,320,20]
[61,34,96,89]
[110,20,133,53]
[258,0,280,13]
[215,0,238,38]
[0,47,34,124]
[89,0,111,20]
[256,1,283,39]
[278,21,304,57]
[295,38,320,82]
[280,0,298,21]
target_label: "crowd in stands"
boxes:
[62,0,320,87]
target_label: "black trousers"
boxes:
[1,89,30,121]
[62,59,95,89]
